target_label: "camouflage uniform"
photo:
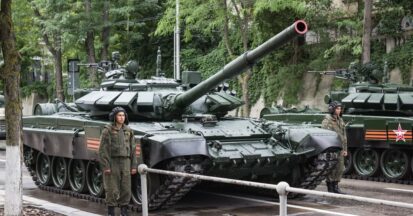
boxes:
[322,114,347,182]
[99,123,137,207]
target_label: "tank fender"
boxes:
[142,133,209,167]
[281,127,342,157]
[23,127,89,159]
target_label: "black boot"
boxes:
[326,182,334,193]
[120,206,128,216]
[107,206,115,216]
[333,181,346,194]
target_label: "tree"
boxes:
[0,0,23,215]
[362,0,372,64]
[84,0,98,87]
[28,0,66,101]
[101,0,110,60]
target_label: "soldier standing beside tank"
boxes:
[99,107,137,216]
[322,101,347,194]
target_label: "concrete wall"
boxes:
[22,93,47,116]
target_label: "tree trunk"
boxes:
[231,0,252,117]
[101,0,110,60]
[362,0,372,64]
[223,0,234,58]
[53,37,64,101]
[85,0,98,87]
[0,0,23,215]
[240,73,251,117]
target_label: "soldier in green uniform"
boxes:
[322,101,347,194]
[99,107,137,216]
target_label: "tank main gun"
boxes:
[169,20,308,111]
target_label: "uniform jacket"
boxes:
[99,123,138,170]
[321,114,347,152]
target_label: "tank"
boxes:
[22,20,342,211]
[262,63,413,184]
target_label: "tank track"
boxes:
[295,151,339,190]
[148,157,204,210]
[343,174,413,185]
[25,154,206,212]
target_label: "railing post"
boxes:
[276,181,290,216]
[138,164,149,216]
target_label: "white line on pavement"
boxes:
[385,188,413,193]
[0,159,5,162]
[202,191,358,216]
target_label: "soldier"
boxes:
[99,107,137,216]
[322,101,347,194]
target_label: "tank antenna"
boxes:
[156,47,162,77]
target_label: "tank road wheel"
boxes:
[411,156,413,175]
[36,153,52,186]
[343,149,353,174]
[353,148,380,177]
[380,149,410,180]
[51,157,69,189]
[23,146,36,171]
[131,174,143,205]
[86,161,104,197]
[68,159,87,193]
[132,171,161,206]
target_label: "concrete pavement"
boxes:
[0,150,102,216]
[0,190,102,216]
[0,140,5,150]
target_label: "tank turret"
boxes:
[75,20,308,120]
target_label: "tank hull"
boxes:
[23,113,340,210]
[263,112,413,184]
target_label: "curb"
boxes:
[0,190,101,216]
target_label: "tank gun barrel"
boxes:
[174,20,308,109]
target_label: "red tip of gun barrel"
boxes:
[294,20,308,35]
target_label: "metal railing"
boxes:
[137,164,413,216]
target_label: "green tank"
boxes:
[22,20,342,211]
[262,63,413,184]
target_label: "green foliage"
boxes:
[263,63,306,106]
[21,82,49,98]
[375,0,413,36]
[324,36,362,58]
[384,38,413,84]
[11,0,413,112]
